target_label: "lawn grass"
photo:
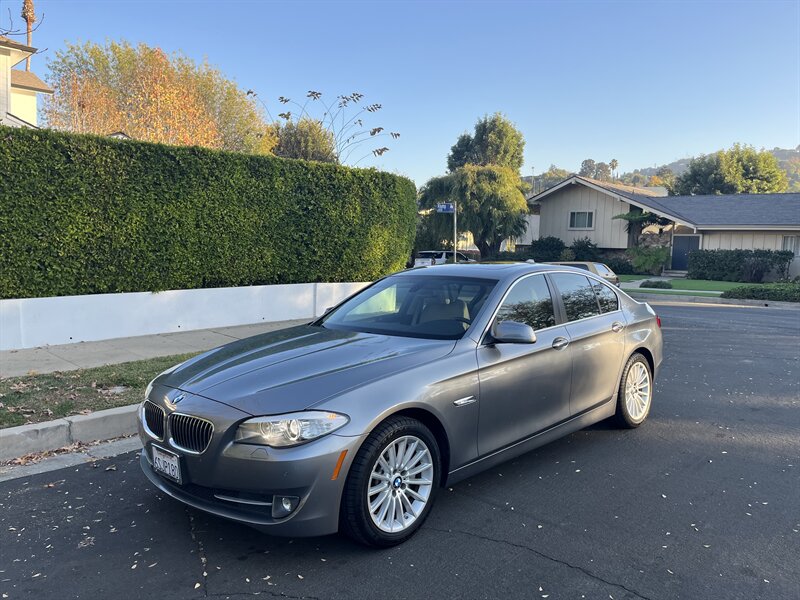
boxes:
[0,352,198,429]
[620,274,767,292]
[666,279,763,292]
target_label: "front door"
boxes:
[671,235,700,270]
[477,274,573,455]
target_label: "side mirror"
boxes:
[492,321,537,344]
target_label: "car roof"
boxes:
[394,262,587,282]
[547,261,598,266]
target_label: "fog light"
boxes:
[272,495,299,518]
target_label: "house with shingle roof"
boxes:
[0,34,52,128]
[527,175,800,277]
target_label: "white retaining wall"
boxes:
[0,282,369,351]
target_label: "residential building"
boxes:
[0,35,52,128]
[529,176,800,277]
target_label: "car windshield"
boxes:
[318,275,498,340]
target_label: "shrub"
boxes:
[720,283,800,302]
[602,256,635,275]
[559,248,576,261]
[0,126,417,299]
[570,236,599,261]
[626,246,670,275]
[687,249,794,283]
[530,236,566,261]
[640,280,673,289]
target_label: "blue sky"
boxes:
[6,0,799,185]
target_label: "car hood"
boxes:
[159,325,455,416]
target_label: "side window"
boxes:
[496,275,556,331]
[550,273,601,321]
[591,280,619,313]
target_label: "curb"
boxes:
[628,292,800,309]
[0,404,139,462]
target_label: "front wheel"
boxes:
[614,353,653,428]
[340,416,441,547]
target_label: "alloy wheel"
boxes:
[367,435,434,533]
[625,361,651,421]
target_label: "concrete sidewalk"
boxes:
[0,318,311,379]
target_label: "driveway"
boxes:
[1,304,798,599]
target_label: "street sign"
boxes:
[436,203,455,214]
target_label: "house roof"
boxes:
[10,69,53,93]
[627,192,800,229]
[531,175,800,230]
[0,35,35,67]
[0,35,35,53]
[1,112,38,128]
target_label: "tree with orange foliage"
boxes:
[44,41,270,153]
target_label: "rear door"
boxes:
[548,272,627,416]
[476,274,572,455]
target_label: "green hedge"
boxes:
[640,280,673,289]
[687,249,794,283]
[0,126,417,299]
[720,283,800,302]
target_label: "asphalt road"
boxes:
[1,303,798,600]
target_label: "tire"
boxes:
[340,416,441,547]
[613,352,653,428]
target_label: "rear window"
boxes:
[593,263,613,276]
[550,272,601,321]
[591,280,619,313]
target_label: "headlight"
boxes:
[235,411,349,447]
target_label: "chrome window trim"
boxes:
[141,400,165,441]
[478,272,559,346]
[168,412,215,455]
[478,269,624,346]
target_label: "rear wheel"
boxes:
[614,353,653,428]
[340,416,440,547]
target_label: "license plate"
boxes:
[152,446,182,484]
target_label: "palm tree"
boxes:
[610,158,619,180]
[21,0,36,71]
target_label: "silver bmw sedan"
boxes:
[138,263,663,547]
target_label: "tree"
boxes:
[271,117,337,162]
[671,144,788,195]
[419,165,528,258]
[609,158,618,179]
[43,41,269,153]
[595,162,612,181]
[579,159,596,177]
[538,164,573,192]
[250,90,399,165]
[21,0,35,71]
[447,113,525,173]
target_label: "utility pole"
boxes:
[453,200,457,264]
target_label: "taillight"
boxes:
[656,315,662,328]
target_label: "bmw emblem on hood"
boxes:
[172,393,185,404]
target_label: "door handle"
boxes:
[611,321,625,333]
[552,337,570,351]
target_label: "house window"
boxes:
[569,211,594,229]
[783,235,800,257]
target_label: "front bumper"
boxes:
[137,389,364,537]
